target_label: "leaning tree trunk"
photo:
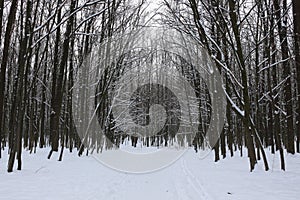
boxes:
[0,0,5,159]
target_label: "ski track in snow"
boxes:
[172,158,208,200]
[180,159,212,200]
[1,148,300,200]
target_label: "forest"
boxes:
[0,0,299,173]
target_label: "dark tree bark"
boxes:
[50,0,76,153]
[228,0,257,171]
[292,0,300,153]
[0,0,4,159]
[0,0,18,161]
[8,0,33,172]
[274,0,295,154]
[49,0,62,154]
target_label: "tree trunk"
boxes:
[228,0,257,171]
[274,0,295,154]
[292,0,300,153]
[50,0,76,153]
[0,0,18,162]
[8,0,33,172]
[49,0,62,153]
[0,0,4,159]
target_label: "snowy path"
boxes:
[1,148,300,200]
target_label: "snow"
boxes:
[1,148,300,200]
[223,87,245,117]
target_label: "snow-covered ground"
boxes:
[0,147,300,200]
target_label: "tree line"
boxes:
[0,0,299,172]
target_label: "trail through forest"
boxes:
[1,147,299,200]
